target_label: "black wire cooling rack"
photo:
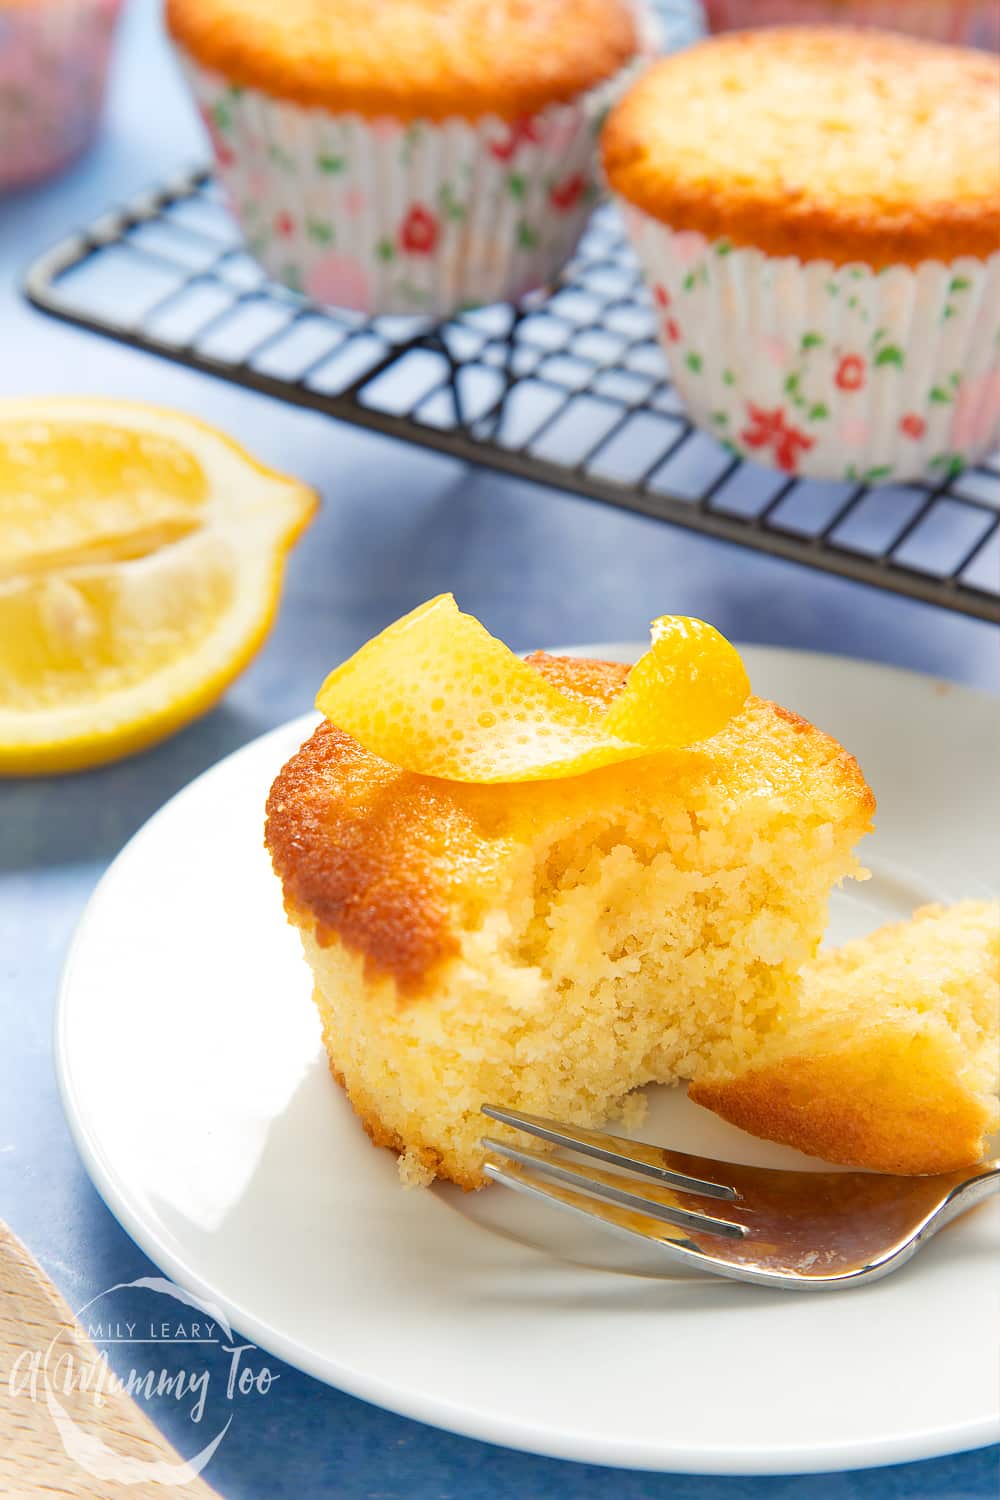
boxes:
[24,167,1000,624]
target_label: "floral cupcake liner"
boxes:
[0,0,123,191]
[703,1,999,51]
[179,56,634,319]
[619,203,1000,483]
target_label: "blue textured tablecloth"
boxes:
[1,3,997,1495]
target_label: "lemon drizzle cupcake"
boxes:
[167,0,639,318]
[0,0,123,190]
[703,1,1000,52]
[603,28,1000,483]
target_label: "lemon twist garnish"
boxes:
[315,595,749,783]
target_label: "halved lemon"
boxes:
[0,397,317,775]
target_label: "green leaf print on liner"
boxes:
[928,452,965,478]
[943,306,957,320]
[316,153,346,174]
[825,281,839,297]
[376,238,395,263]
[949,275,971,293]
[715,240,732,256]
[395,279,431,305]
[722,369,735,387]
[281,264,304,294]
[685,352,703,374]
[212,100,232,132]
[874,345,904,368]
[517,221,540,251]
[307,220,334,246]
[929,385,952,404]
[401,123,423,168]
[711,411,728,426]
[845,461,895,483]
[683,267,709,291]
[438,184,466,221]
[268,144,296,171]
[949,372,961,388]
[808,403,830,421]
[507,173,527,201]
[783,372,800,396]
[800,332,823,351]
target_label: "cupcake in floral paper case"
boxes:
[0,0,123,190]
[704,2,999,53]
[166,0,639,318]
[603,27,1000,483]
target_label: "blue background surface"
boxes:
[1,2,997,1495]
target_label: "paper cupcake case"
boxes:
[180,58,629,319]
[0,0,122,191]
[621,205,1000,484]
[703,1,999,50]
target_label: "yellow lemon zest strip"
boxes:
[315,594,749,783]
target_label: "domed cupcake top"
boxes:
[166,0,638,122]
[603,27,1000,268]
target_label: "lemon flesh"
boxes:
[0,399,316,775]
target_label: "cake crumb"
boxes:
[619,1091,649,1132]
[398,1148,436,1188]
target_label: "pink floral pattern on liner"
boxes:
[950,368,1000,450]
[703,0,1000,51]
[183,60,626,318]
[839,417,870,448]
[1,0,122,189]
[671,231,708,266]
[760,336,789,369]
[622,200,1000,484]
[305,254,372,313]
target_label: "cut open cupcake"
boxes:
[266,600,877,1187]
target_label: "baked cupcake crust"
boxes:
[603,27,1000,268]
[265,654,874,994]
[166,0,638,122]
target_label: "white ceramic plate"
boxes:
[56,646,1000,1475]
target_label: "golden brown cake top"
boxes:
[603,27,1000,268]
[166,0,638,122]
[265,654,874,992]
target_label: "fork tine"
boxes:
[482,1137,748,1240]
[481,1105,738,1201]
[482,1157,719,1266]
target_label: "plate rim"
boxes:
[54,645,1000,1475]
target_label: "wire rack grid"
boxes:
[23,168,1000,624]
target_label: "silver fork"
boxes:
[481,1106,1000,1290]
